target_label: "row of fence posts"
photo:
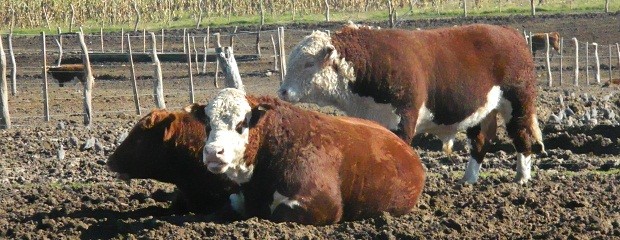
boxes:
[0,26,288,129]
[525,31,620,87]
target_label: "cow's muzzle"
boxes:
[203,144,228,173]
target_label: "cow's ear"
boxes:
[144,110,167,129]
[321,45,337,67]
[249,104,271,127]
[184,103,208,122]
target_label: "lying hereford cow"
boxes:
[278,23,545,184]
[198,88,425,225]
[47,64,85,87]
[107,106,238,214]
[530,32,561,56]
[47,56,89,87]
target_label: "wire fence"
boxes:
[1,22,620,129]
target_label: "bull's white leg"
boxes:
[514,153,532,185]
[459,158,482,184]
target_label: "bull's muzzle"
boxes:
[203,144,228,173]
[278,88,299,102]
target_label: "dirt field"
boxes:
[1,12,620,239]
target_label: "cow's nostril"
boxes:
[217,149,224,155]
[279,89,287,97]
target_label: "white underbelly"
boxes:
[415,86,509,139]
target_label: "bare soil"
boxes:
[1,12,620,239]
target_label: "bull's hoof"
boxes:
[457,176,478,185]
[513,174,531,185]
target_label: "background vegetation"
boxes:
[0,0,617,33]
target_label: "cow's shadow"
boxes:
[23,205,224,239]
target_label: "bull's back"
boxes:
[397,25,530,125]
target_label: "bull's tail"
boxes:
[530,114,546,155]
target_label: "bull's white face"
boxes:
[278,30,356,107]
[202,88,254,184]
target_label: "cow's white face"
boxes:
[278,31,356,106]
[203,88,254,184]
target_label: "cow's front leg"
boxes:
[459,122,494,184]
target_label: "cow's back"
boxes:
[262,105,425,221]
[332,116,425,219]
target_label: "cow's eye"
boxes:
[304,62,314,68]
[235,120,246,134]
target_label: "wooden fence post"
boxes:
[593,42,600,84]
[8,33,17,96]
[161,29,165,53]
[271,34,279,71]
[143,29,146,53]
[324,0,330,22]
[260,0,265,25]
[617,43,620,79]
[41,32,50,122]
[559,37,563,85]
[529,32,533,54]
[54,28,63,66]
[121,28,125,53]
[214,33,221,88]
[278,27,287,81]
[78,32,95,126]
[463,0,468,17]
[586,42,589,85]
[388,0,396,27]
[256,26,262,57]
[203,27,210,74]
[150,32,165,109]
[573,37,579,86]
[132,0,141,32]
[126,34,141,116]
[216,47,244,91]
[605,0,610,12]
[100,27,104,53]
[193,36,199,73]
[608,44,613,81]
[530,0,535,16]
[545,33,552,87]
[70,4,75,32]
[0,35,11,129]
[186,33,195,104]
[230,26,238,48]
[523,30,528,44]
[183,28,187,53]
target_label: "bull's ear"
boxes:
[144,110,167,129]
[321,45,337,67]
[184,103,208,122]
[249,104,271,127]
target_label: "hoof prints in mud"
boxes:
[543,124,620,155]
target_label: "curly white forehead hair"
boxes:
[206,88,250,126]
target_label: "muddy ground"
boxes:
[1,12,620,239]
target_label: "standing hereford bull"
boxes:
[198,88,425,225]
[278,23,545,184]
[107,106,238,214]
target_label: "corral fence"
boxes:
[0,26,290,129]
[522,25,620,87]
[1,24,619,129]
